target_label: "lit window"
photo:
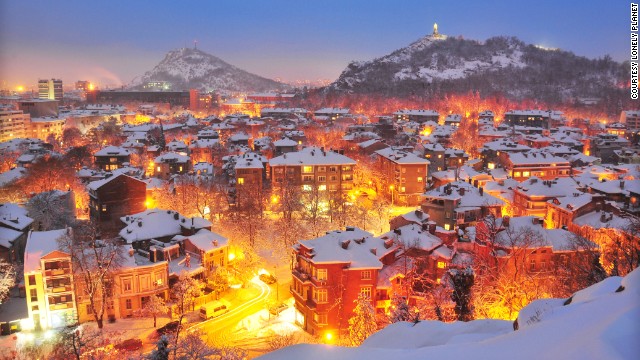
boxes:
[318,185,327,191]
[523,171,530,177]
[315,289,328,303]
[514,172,522,177]
[444,224,451,230]
[418,177,423,183]
[488,163,495,170]
[360,287,372,298]
[302,185,312,191]
[317,269,327,281]
[123,279,132,292]
[156,166,161,172]
[314,312,328,325]
[303,166,313,173]
[438,154,442,158]
[237,178,245,185]
[436,278,441,284]
[437,261,446,269]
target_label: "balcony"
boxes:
[45,268,71,277]
[292,269,311,283]
[47,285,73,293]
[49,302,74,311]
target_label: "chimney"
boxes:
[600,212,607,222]
[479,187,484,196]
[428,223,436,235]
[459,188,465,196]
[213,240,218,247]
[503,216,510,227]
[620,180,625,189]
[341,239,350,249]
[370,248,377,256]
[473,179,479,188]
[128,247,134,257]
[414,209,423,218]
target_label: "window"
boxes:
[315,289,328,303]
[318,167,326,172]
[317,269,327,281]
[437,261,446,269]
[523,171,530,177]
[318,185,327,191]
[30,289,37,302]
[32,305,39,311]
[418,177,423,183]
[303,166,314,173]
[28,275,36,286]
[237,177,245,185]
[329,166,337,172]
[303,185,312,191]
[318,176,326,182]
[303,175,313,182]
[361,270,372,280]
[401,186,406,192]
[125,299,132,310]
[529,260,536,271]
[314,312,328,325]
[330,175,337,181]
[156,166,161,172]
[342,166,352,171]
[514,171,522,178]
[123,278,132,292]
[101,204,107,212]
[360,287,372,298]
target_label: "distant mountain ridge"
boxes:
[130,47,289,93]
[328,33,628,103]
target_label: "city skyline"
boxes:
[0,0,631,88]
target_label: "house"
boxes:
[375,147,430,206]
[153,152,191,179]
[273,137,298,156]
[94,146,131,171]
[269,147,356,192]
[357,139,388,155]
[235,152,266,189]
[88,174,147,232]
[503,110,551,129]
[421,181,504,230]
[189,138,221,164]
[119,208,211,249]
[23,228,77,330]
[501,151,571,181]
[0,203,33,261]
[545,192,604,229]
[512,177,580,218]
[291,228,384,338]
[179,229,229,278]
[393,109,439,123]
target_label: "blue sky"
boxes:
[0,0,629,88]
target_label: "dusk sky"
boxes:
[0,0,630,89]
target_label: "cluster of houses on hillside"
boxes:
[0,101,638,336]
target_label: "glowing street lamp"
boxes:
[389,185,395,205]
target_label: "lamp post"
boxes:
[389,185,394,206]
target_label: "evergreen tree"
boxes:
[388,294,411,323]
[449,268,474,321]
[348,293,377,346]
[148,335,170,360]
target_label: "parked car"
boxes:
[269,302,289,315]
[259,273,277,284]
[156,320,181,336]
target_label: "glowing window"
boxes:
[361,270,372,280]
[437,261,445,269]
[317,269,327,281]
[303,166,313,173]
[237,178,245,185]
[360,287,372,298]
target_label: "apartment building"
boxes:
[375,147,430,206]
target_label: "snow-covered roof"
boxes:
[296,228,383,269]
[423,181,504,207]
[24,229,69,273]
[269,147,356,167]
[505,109,551,117]
[119,209,211,244]
[180,229,228,252]
[495,216,589,251]
[514,177,579,198]
[0,203,33,231]
[94,146,130,157]
[379,224,441,252]
[393,109,439,117]
[274,137,298,147]
[155,152,190,163]
[87,173,143,191]
[507,151,569,166]
[375,147,430,165]
[0,227,22,249]
[235,153,265,170]
[0,167,27,187]
[314,108,350,115]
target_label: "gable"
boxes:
[41,249,70,260]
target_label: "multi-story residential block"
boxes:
[620,110,640,131]
[235,152,265,189]
[512,177,580,218]
[26,117,66,141]
[545,192,604,229]
[503,110,550,129]
[38,79,63,102]
[24,228,77,330]
[17,99,59,118]
[501,151,571,181]
[88,174,147,231]
[589,133,630,163]
[0,111,29,142]
[393,109,439,123]
[481,139,531,169]
[375,147,430,206]
[313,108,350,121]
[422,181,504,230]
[94,146,131,171]
[443,114,462,127]
[269,147,356,192]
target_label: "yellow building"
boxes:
[27,117,66,141]
[23,229,77,330]
[0,110,29,142]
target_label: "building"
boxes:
[512,177,580,218]
[291,228,383,338]
[94,146,131,171]
[422,181,504,230]
[180,229,229,279]
[26,117,66,141]
[501,151,571,181]
[235,152,265,189]
[38,79,63,102]
[503,110,550,129]
[313,108,350,121]
[273,137,299,156]
[24,228,77,330]
[0,203,34,262]
[261,108,309,118]
[620,110,640,131]
[393,110,439,123]
[153,152,191,179]
[88,90,192,108]
[88,174,147,231]
[545,193,604,229]
[375,147,430,206]
[17,99,59,118]
[0,110,29,142]
[269,147,356,192]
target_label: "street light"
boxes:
[389,185,394,206]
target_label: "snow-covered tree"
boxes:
[0,260,15,304]
[135,294,168,328]
[148,335,171,360]
[348,293,377,346]
[388,294,412,323]
[170,272,202,355]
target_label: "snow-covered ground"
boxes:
[259,269,640,360]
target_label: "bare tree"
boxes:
[170,272,203,355]
[26,190,76,231]
[58,224,123,329]
[49,325,110,360]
